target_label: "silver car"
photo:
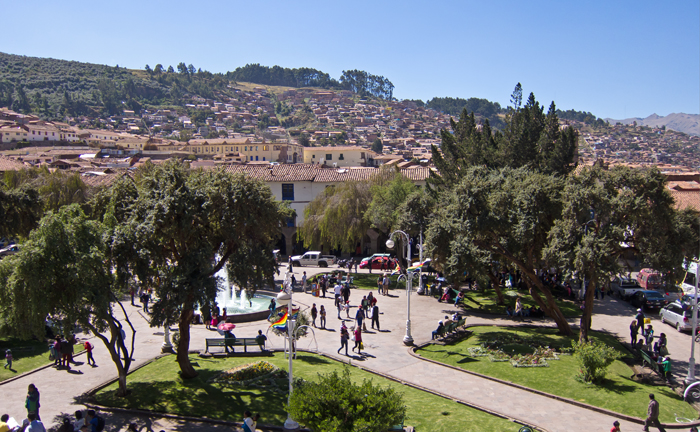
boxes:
[659,303,698,332]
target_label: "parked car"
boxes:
[660,302,699,332]
[360,253,392,264]
[629,290,669,311]
[0,244,19,258]
[637,268,663,290]
[610,276,643,300]
[290,251,335,267]
[359,256,397,270]
[675,293,700,308]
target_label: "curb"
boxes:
[410,323,700,429]
[83,348,548,432]
[0,349,86,387]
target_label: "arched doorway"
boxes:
[275,234,287,256]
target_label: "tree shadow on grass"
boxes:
[93,378,288,425]
[294,354,331,365]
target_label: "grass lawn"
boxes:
[418,326,698,423]
[94,353,517,432]
[459,287,581,317]
[0,337,51,382]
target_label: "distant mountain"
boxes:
[604,113,700,136]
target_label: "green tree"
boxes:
[287,368,406,432]
[299,181,372,252]
[371,138,383,154]
[365,169,417,238]
[298,133,310,147]
[115,162,289,378]
[0,205,136,396]
[545,165,699,342]
[572,339,621,383]
[427,166,572,335]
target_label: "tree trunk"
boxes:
[487,271,505,305]
[579,270,598,343]
[177,308,198,379]
[521,269,572,336]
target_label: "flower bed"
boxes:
[467,347,490,357]
[209,361,283,387]
[488,350,511,362]
[511,354,549,368]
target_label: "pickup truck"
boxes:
[290,251,336,267]
[610,276,644,300]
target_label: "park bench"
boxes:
[639,349,662,377]
[388,415,405,431]
[440,318,467,337]
[205,337,263,354]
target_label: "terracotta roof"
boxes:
[670,190,700,212]
[222,163,432,183]
[0,157,26,172]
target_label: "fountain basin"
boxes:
[218,292,276,324]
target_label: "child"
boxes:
[645,324,654,348]
[4,349,11,369]
[344,301,351,318]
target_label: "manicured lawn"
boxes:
[459,287,581,317]
[0,337,51,382]
[94,353,518,431]
[418,326,698,423]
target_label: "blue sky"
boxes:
[2,0,698,119]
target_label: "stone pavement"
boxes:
[0,266,695,431]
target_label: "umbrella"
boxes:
[217,322,236,332]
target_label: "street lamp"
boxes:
[277,272,300,431]
[386,230,414,345]
[686,226,700,385]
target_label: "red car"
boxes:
[359,257,397,270]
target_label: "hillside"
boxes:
[604,113,700,136]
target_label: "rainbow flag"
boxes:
[270,306,300,331]
[391,261,402,276]
[408,259,430,272]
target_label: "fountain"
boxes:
[212,263,276,323]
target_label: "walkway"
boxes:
[0,267,694,431]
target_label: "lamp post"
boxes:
[686,235,700,384]
[386,230,413,345]
[277,272,300,431]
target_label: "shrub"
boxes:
[572,340,622,383]
[287,367,406,432]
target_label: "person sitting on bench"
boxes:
[224,330,236,353]
[255,330,267,351]
[431,321,444,339]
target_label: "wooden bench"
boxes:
[440,318,467,337]
[205,338,263,353]
[639,349,661,377]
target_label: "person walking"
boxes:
[377,275,383,295]
[382,274,390,296]
[371,303,380,330]
[636,309,646,337]
[319,305,327,329]
[338,323,349,356]
[310,304,318,328]
[630,319,639,346]
[643,393,666,432]
[334,282,342,308]
[4,349,12,370]
[302,271,307,293]
[355,305,366,332]
[351,326,363,354]
[288,255,293,272]
[84,340,96,366]
[129,287,135,306]
[25,384,40,419]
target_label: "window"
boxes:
[339,154,344,160]
[263,157,266,161]
[263,145,268,151]
[244,146,247,151]
[285,216,296,227]
[282,184,294,201]
[256,146,258,151]
[235,146,239,151]
[326,154,332,161]
[255,156,259,161]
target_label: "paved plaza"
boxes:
[0,264,697,431]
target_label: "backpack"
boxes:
[96,416,105,432]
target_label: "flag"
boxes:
[270,305,300,331]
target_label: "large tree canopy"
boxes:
[0,204,135,395]
[113,161,289,378]
[427,166,572,335]
[428,83,578,194]
[545,165,699,342]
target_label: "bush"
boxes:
[287,367,406,432]
[572,340,621,383]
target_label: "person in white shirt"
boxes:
[301,271,307,293]
[334,283,342,307]
[242,411,260,432]
[72,411,84,432]
[21,413,45,432]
